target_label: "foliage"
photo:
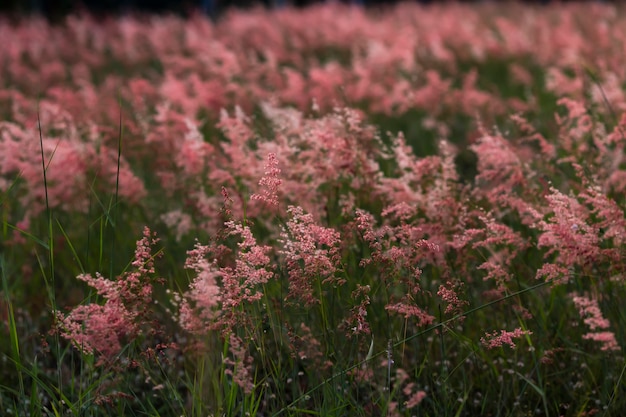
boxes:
[1,3,626,416]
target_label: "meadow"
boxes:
[1,2,626,415]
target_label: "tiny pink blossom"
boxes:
[582,332,620,352]
[179,242,221,334]
[55,227,163,361]
[279,205,342,305]
[405,390,427,409]
[571,294,611,331]
[571,293,620,352]
[481,328,532,349]
[437,281,468,315]
[251,152,282,207]
[223,333,255,394]
[385,303,434,327]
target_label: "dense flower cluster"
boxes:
[54,227,163,361]
[2,3,626,416]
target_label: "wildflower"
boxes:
[405,390,427,408]
[572,294,620,352]
[251,152,282,208]
[582,332,620,352]
[279,205,342,305]
[55,227,163,361]
[481,328,532,349]
[223,333,254,394]
[437,280,468,316]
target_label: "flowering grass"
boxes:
[1,2,626,416]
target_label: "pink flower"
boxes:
[175,118,214,178]
[437,281,468,315]
[221,221,274,307]
[180,221,274,334]
[481,328,532,349]
[385,303,434,327]
[578,181,626,247]
[251,152,282,208]
[178,242,221,334]
[571,294,611,331]
[223,333,254,394]
[533,187,602,282]
[470,132,526,204]
[55,227,163,362]
[571,294,620,352]
[582,332,620,352]
[279,206,342,306]
[344,285,371,337]
[405,390,427,409]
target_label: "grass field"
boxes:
[1,2,626,416]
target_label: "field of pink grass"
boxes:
[1,2,626,416]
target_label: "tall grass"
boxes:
[2,3,626,416]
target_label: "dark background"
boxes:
[0,0,586,21]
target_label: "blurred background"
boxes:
[0,0,588,21]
